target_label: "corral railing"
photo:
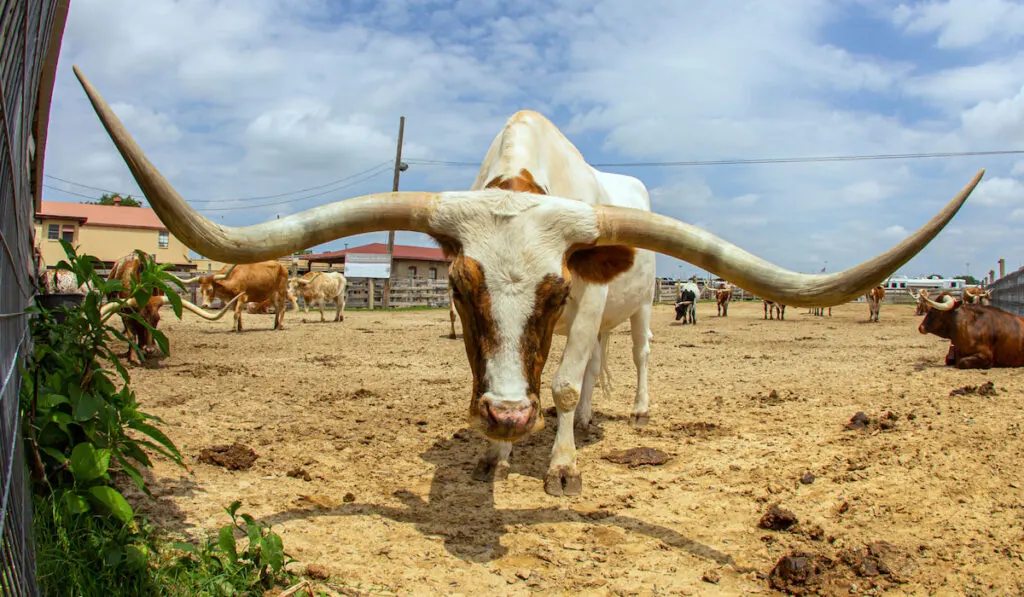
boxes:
[1,2,66,595]
[653,280,757,304]
[990,270,1024,317]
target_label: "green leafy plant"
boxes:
[21,242,189,521]
[160,501,294,596]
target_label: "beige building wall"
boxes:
[393,258,448,280]
[35,220,191,267]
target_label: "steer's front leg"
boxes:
[547,285,608,497]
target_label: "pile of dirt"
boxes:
[768,541,915,595]
[844,410,898,432]
[198,443,258,470]
[950,380,997,397]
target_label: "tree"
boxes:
[955,274,981,285]
[89,193,142,207]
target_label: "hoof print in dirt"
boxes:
[198,442,258,470]
[767,542,914,595]
[670,421,727,438]
[601,447,672,468]
[949,380,997,397]
[759,504,799,531]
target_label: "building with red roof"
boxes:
[34,197,191,268]
[304,242,451,280]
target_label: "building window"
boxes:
[408,266,417,279]
[158,230,169,248]
[61,225,75,244]
[47,224,58,240]
[429,267,437,280]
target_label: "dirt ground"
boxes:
[124,300,1024,596]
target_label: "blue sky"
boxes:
[43,0,1024,280]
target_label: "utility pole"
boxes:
[383,116,406,309]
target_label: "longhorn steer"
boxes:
[288,271,347,322]
[674,281,699,324]
[177,261,289,332]
[763,300,786,320]
[715,284,732,317]
[865,285,886,322]
[108,252,240,362]
[76,65,983,496]
[915,292,1024,368]
[962,286,991,305]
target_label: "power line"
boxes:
[405,148,1024,169]
[42,159,394,205]
[168,163,395,212]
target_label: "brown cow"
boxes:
[763,300,786,320]
[715,284,733,317]
[865,285,886,322]
[916,291,1024,368]
[107,253,240,362]
[962,286,991,305]
[177,261,289,332]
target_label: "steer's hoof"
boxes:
[629,412,650,429]
[472,459,509,482]
[544,466,582,497]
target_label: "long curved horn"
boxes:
[593,170,983,308]
[924,293,956,311]
[178,293,242,320]
[212,264,236,281]
[169,273,203,285]
[100,297,138,322]
[73,66,439,263]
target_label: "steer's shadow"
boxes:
[259,409,739,568]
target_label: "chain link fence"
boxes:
[0,1,66,595]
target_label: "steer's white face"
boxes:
[429,190,635,442]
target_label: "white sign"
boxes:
[344,253,392,279]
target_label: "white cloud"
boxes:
[971,176,1024,206]
[893,0,1024,48]
[41,0,1024,279]
[960,85,1024,142]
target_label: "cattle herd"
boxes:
[25,65,1017,504]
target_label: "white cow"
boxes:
[74,65,983,496]
[289,271,347,322]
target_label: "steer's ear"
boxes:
[565,245,635,284]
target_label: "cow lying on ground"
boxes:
[76,64,983,497]
[865,285,885,322]
[914,291,1024,369]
